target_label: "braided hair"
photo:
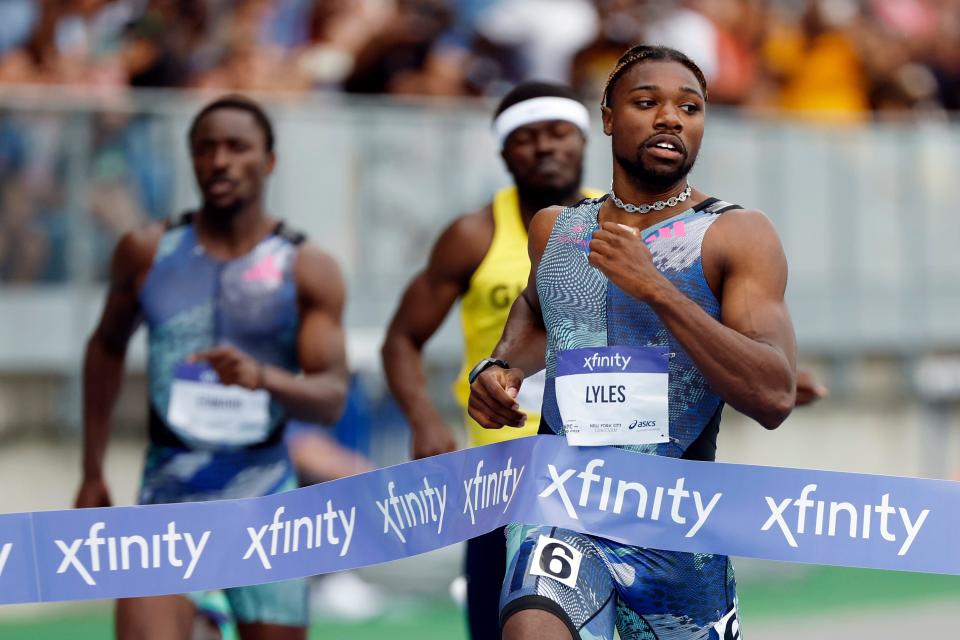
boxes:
[602,45,708,107]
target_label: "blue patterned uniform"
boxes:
[137,213,308,625]
[502,197,742,639]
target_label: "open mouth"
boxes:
[645,135,685,161]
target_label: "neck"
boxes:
[197,200,272,256]
[516,183,584,229]
[611,168,688,206]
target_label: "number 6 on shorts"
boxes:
[529,535,583,588]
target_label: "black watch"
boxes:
[468,358,510,384]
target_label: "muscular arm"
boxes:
[270,245,349,423]
[470,207,558,429]
[381,212,489,458]
[76,227,160,508]
[591,210,796,429]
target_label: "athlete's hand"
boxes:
[75,475,112,509]
[795,368,829,407]
[468,366,527,429]
[190,346,263,390]
[410,421,458,459]
[588,223,668,302]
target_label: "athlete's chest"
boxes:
[140,233,299,339]
[538,211,721,316]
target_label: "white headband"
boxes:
[493,96,590,147]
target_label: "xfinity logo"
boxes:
[377,479,447,543]
[538,459,722,538]
[762,484,930,556]
[582,352,632,372]
[55,522,210,586]
[462,458,525,525]
[243,502,356,570]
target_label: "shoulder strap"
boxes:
[698,198,742,215]
[274,221,307,245]
[165,210,195,230]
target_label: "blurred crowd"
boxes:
[3,0,960,284]
[0,0,959,118]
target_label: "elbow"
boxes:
[755,389,795,430]
[320,377,349,425]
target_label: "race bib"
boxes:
[167,362,271,448]
[555,346,669,447]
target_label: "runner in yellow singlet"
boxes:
[381,81,601,640]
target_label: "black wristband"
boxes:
[468,357,510,384]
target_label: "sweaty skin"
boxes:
[74,108,347,640]
[469,60,798,434]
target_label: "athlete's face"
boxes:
[190,109,275,214]
[602,61,705,188]
[502,119,585,194]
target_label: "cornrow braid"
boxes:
[602,44,708,107]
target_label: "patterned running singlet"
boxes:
[138,212,304,505]
[501,195,745,640]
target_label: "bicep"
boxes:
[717,217,796,363]
[296,251,348,376]
[387,269,464,346]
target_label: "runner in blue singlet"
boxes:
[74,95,348,640]
[468,45,800,640]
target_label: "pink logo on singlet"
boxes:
[243,255,282,285]
[571,224,586,234]
[644,220,687,245]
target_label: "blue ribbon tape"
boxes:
[1,435,957,604]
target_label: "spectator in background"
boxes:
[759,0,871,121]
[0,172,50,283]
[296,0,393,90]
[571,0,646,102]
[344,0,468,96]
[474,0,597,84]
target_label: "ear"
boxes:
[601,105,613,137]
[265,151,277,175]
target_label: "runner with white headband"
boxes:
[383,80,602,640]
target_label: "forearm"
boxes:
[81,337,126,479]
[381,334,447,432]
[491,294,547,376]
[262,366,348,425]
[649,282,795,428]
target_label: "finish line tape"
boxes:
[1,435,956,604]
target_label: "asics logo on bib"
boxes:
[376,479,447,543]
[762,484,930,556]
[243,502,356,570]
[55,522,210,586]
[539,459,722,537]
[0,543,11,577]
[462,458,525,525]
[582,352,632,371]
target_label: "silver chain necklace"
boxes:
[609,183,691,214]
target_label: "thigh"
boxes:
[610,548,739,640]
[115,594,196,640]
[224,577,309,629]
[501,524,618,640]
[465,527,508,640]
